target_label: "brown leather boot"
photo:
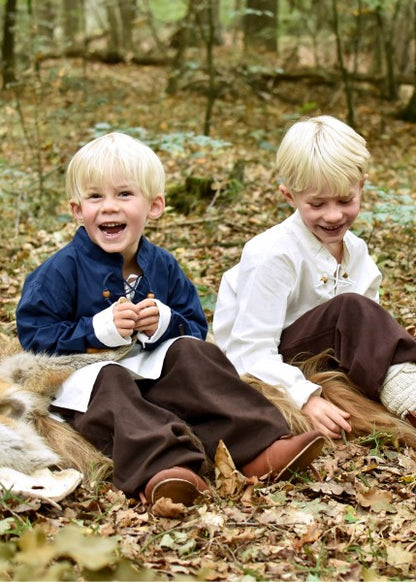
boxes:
[241,430,325,480]
[144,466,210,505]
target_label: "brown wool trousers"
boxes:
[280,293,416,401]
[69,338,292,496]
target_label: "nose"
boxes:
[322,204,343,223]
[101,196,119,212]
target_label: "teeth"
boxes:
[101,223,121,227]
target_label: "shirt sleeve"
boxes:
[143,254,208,347]
[215,250,321,408]
[17,261,107,355]
[93,304,132,347]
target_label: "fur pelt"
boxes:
[300,351,416,448]
[0,341,134,484]
[1,338,415,490]
[245,350,416,448]
[0,340,210,485]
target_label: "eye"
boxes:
[339,198,353,205]
[86,192,102,200]
[310,202,323,208]
[119,190,133,198]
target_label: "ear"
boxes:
[360,174,368,189]
[147,194,165,220]
[279,184,297,209]
[70,201,84,222]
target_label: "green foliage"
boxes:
[298,101,318,114]
[197,285,217,313]
[148,0,187,22]
[356,428,400,454]
[359,186,415,226]
[0,523,161,581]
[0,486,35,538]
[89,123,232,155]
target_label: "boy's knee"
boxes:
[330,293,378,314]
[97,363,131,381]
[167,337,225,365]
[168,337,200,354]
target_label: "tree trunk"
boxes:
[398,1,416,121]
[63,0,84,55]
[117,0,136,54]
[375,3,398,101]
[106,1,120,60]
[243,0,277,52]
[196,0,222,45]
[166,2,192,94]
[2,0,17,88]
[331,0,355,127]
[36,1,56,45]
[352,0,363,76]
[203,0,216,136]
[167,0,221,95]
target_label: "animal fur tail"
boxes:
[244,350,416,448]
[299,351,416,448]
[241,374,314,435]
[0,343,135,396]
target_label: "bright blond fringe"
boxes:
[245,350,416,448]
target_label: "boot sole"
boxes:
[151,477,207,505]
[275,436,325,480]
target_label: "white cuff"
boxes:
[290,381,322,409]
[92,304,132,348]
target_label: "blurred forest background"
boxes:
[0,0,415,334]
[0,1,415,580]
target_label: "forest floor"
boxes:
[0,54,415,581]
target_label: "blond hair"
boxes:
[275,115,370,197]
[66,132,165,204]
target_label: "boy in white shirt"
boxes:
[214,115,416,439]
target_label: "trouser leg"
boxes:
[69,364,206,496]
[143,338,292,466]
[280,293,416,400]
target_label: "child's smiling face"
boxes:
[280,180,364,259]
[70,178,164,265]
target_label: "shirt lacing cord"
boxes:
[124,274,141,300]
[316,265,355,292]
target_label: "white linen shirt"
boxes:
[213,210,382,408]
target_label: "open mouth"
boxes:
[99,223,126,235]
[320,224,343,233]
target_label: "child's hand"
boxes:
[134,297,160,337]
[302,395,351,439]
[113,299,138,338]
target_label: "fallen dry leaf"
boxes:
[214,439,246,497]
[151,496,190,518]
[357,487,397,513]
